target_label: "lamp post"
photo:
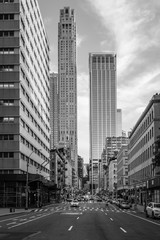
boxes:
[25,149,42,210]
[25,151,34,210]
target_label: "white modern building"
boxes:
[89,53,117,190]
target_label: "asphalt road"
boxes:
[0,202,159,240]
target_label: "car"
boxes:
[71,200,79,207]
[119,201,131,209]
[66,198,73,202]
[146,202,160,219]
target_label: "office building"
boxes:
[58,7,78,186]
[128,93,160,204]
[89,52,117,190]
[0,0,50,207]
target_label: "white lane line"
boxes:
[110,218,113,221]
[8,211,57,229]
[68,226,73,231]
[29,216,36,219]
[125,212,160,227]
[120,227,127,233]
[77,217,79,220]
[22,231,41,240]
[7,222,17,225]
[19,219,27,222]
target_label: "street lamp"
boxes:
[25,149,42,210]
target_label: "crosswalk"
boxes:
[33,206,136,214]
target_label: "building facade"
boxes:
[128,93,160,204]
[58,7,78,186]
[0,0,50,207]
[117,145,128,198]
[117,109,122,137]
[105,136,128,194]
[50,73,59,149]
[89,53,117,191]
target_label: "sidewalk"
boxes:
[0,208,32,217]
[131,204,145,213]
[0,203,61,217]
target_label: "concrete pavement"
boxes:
[0,208,32,216]
[0,203,145,217]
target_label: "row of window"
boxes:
[20,85,50,133]
[130,110,154,147]
[20,10,49,83]
[0,134,14,140]
[0,0,14,3]
[129,144,153,171]
[0,117,14,123]
[20,135,48,163]
[0,65,14,71]
[20,52,50,112]
[20,118,49,154]
[0,14,14,20]
[0,31,14,37]
[129,165,152,184]
[129,127,154,158]
[0,83,14,88]
[21,152,49,174]
[0,152,14,158]
[21,0,49,63]
[0,48,14,54]
[0,100,14,106]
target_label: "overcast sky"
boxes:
[38,0,160,163]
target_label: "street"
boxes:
[0,201,159,240]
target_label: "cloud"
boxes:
[77,72,89,96]
[77,33,85,48]
[77,72,89,161]
[86,0,160,131]
[43,17,52,26]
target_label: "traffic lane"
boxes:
[0,206,61,229]
[0,209,84,240]
[106,208,160,240]
[68,209,132,240]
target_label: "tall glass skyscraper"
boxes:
[58,7,78,186]
[89,52,117,190]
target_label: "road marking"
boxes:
[22,231,41,240]
[7,222,17,225]
[8,211,57,229]
[19,219,27,221]
[120,227,127,233]
[125,212,160,226]
[110,218,113,221]
[77,217,79,219]
[0,214,29,223]
[105,213,107,216]
[61,212,82,215]
[68,226,73,231]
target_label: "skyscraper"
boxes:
[89,52,117,190]
[58,7,78,186]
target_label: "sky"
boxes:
[38,0,160,163]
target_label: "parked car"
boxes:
[71,199,79,207]
[119,201,131,209]
[146,202,160,219]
